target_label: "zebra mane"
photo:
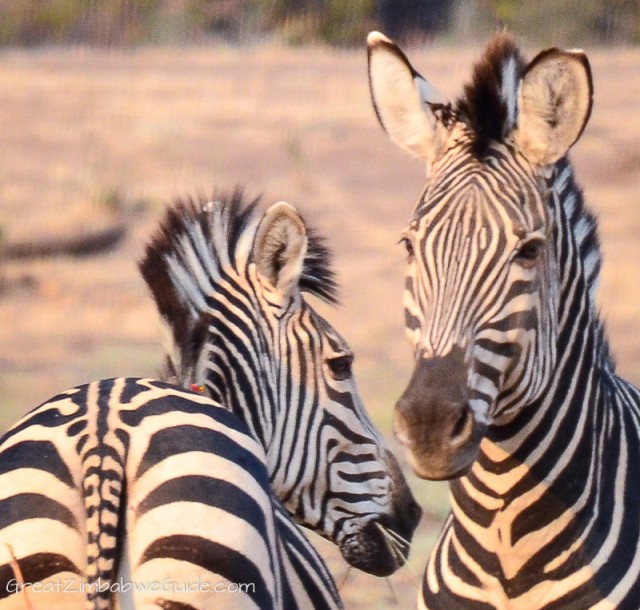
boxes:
[552,158,616,370]
[139,187,338,379]
[550,157,616,371]
[455,32,526,158]
[552,159,601,294]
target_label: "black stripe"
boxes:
[75,433,89,454]
[0,493,78,531]
[486,310,537,333]
[66,419,87,436]
[0,398,87,446]
[0,440,74,487]
[120,394,246,436]
[140,535,272,608]
[0,553,80,600]
[339,470,386,483]
[274,505,339,604]
[283,547,336,610]
[137,475,268,538]
[135,425,266,485]
[321,408,372,446]
[155,602,198,610]
[475,338,520,359]
[96,378,115,450]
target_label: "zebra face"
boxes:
[249,230,422,577]
[290,311,422,576]
[367,32,592,479]
[394,158,558,479]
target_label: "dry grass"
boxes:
[0,42,639,609]
[4,543,34,610]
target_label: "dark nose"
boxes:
[394,346,483,479]
[396,345,472,443]
[385,450,422,536]
[395,395,474,449]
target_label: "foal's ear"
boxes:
[367,31,451,164]
[252,202,307,298]
[514,48,593,166]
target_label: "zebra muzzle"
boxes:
[395,347,486,480]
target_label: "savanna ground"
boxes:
[0,41,639,608]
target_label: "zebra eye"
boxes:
[515,238,544,267]
[399,237,414,259]
[326,354,353,381]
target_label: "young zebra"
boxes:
[0,378,342,610]
[139,189,420,577]
[0,193,420,608]
[368,32,640,609]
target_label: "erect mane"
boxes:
[455,32,526,157]
[139,187,338,381]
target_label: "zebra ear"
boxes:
[367,31,450,163]
[514,48,593,166]
[253,202,308,298]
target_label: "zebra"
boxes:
[367,31,640,609]
[0,378,344,610]
[0,191,420,608]
[139,189,420,576]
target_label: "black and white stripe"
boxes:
[0,378,341,610]
[368,31,640,609]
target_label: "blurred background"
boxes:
[1,0,640,46]
[1,2,639,608]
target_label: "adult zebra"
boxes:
[0,192,420,609]
[367,32,640,609]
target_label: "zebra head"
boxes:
[140,189,421,576]
[367,33,593,480]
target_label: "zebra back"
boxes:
[0,378,343,610]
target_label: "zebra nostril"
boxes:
[450,406,473,444]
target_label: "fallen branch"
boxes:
[1,222,126,260]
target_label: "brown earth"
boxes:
[0,43,639,609]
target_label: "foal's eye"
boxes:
[326,354,354,381]
[399,237,415,259]
[515,238,545,268]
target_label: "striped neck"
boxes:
[199,273,280,452]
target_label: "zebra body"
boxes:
[0,377,341,610]
[0,192,420,608]
[368,32,640,608]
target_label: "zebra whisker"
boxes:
[375,522,410,555]
[377,523,411,549]
[375,523,421,584]
[384,576,399,604]
[337,565,354,591]
[376,523,407,563]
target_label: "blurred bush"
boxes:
[0,0,637,46]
